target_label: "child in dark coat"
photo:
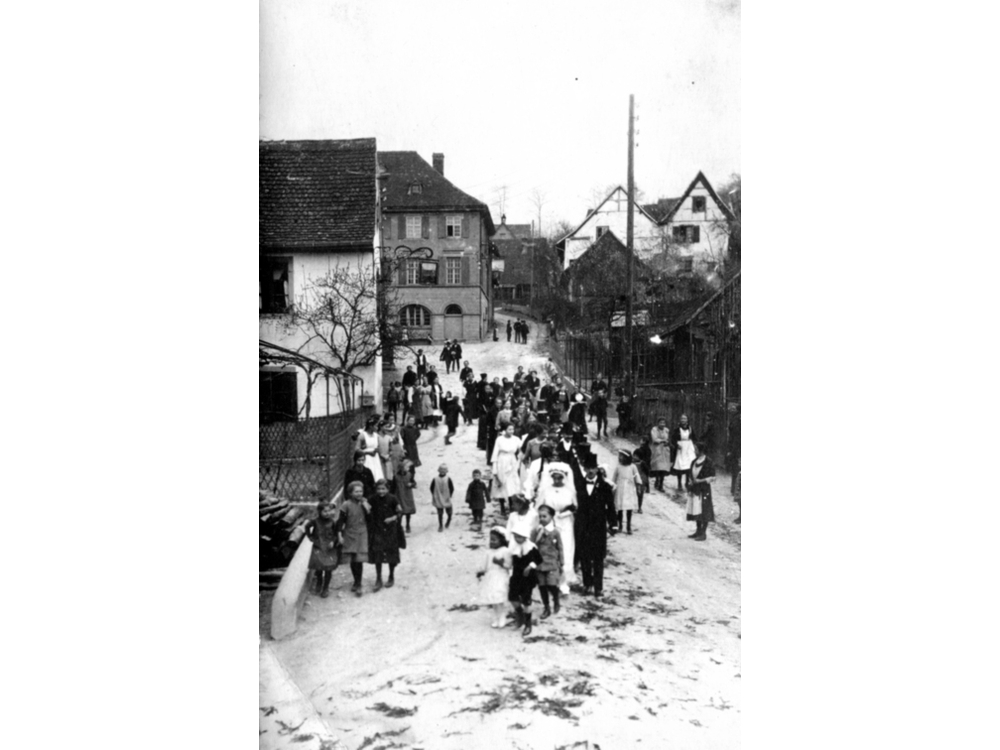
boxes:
[507,516,544,637]
[531,503,564,619]
[465,469,488,525]
[306,500,340,598]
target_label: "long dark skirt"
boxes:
[686,482,715,523]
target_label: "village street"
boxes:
[261,313,741,750]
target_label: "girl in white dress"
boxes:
[491,424,522,514]
[477,527,512,627]
[611,449,642,535]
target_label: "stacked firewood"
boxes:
[259,491,312,588]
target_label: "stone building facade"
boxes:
[378,151,495,342]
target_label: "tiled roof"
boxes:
[378,151,495,234]
[259,139,377,249]
[504,224,533,239]
[642,197,681,222]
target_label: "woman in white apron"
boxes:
[670,414,696,492]
[357,416,385,483]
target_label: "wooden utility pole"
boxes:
[625,94,635,397]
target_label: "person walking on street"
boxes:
[430,464,455,531]
[506,320,513,342]
[368,479,402,591]
[686,442,716,541]
[574,454,618,597]
[443,390,464,444]
[338,481,371,597]
[589,389,609,438]
[612,449,642,534]
[670,414,697,492]
[415,349,428,378]
[400,416,422,474]
[649,418,672,492]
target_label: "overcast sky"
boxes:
[260,0,740,235]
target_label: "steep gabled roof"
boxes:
[259,138,377,249]
[565,230,653,275]
[656,171,735,224]
[642,197,682,222]
[378,151,495,234]
[555,186,660,248]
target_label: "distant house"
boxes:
[555,186,661,270]
[562,230,657,328]
[492,217,557,302]
[378,151,496,342]
[643,171,736,275]
[259,138,383,419]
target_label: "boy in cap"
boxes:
[507,513,544,636]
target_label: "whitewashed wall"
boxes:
[562,187,661,269]
[660,183,731,268]
[260,246,382,417]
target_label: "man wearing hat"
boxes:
[574,453,618,597]
[536,462,578,594]
[556,422,579,467]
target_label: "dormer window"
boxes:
[407,183,422,195]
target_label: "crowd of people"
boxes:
[303,337,739,638]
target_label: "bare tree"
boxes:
[529,188,546,238]
[279,258,413,417]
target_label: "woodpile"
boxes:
[260,490,312,587]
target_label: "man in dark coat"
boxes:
[555,422,579,468]
[573,455,617,597]
[414,349,428,378]
[506,320,513,342]
[401,366,417,389]
[591,373,608,396]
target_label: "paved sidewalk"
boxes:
[260,642,341,750]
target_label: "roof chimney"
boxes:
[432,153,444,175]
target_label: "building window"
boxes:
[400,305,431,327]
[596,226,610,238]
[446,257,461,284]
[446,215,463,237]
[419,261,438,284]
[692,196,706,212]
[260,257,291,314]
[406,215,422,239]
[405,260,419,285]
[259,371,298,423]
[672,225,701,244]
[407,183,422,195]
[679,257,694,273]
[445,304,463,314]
